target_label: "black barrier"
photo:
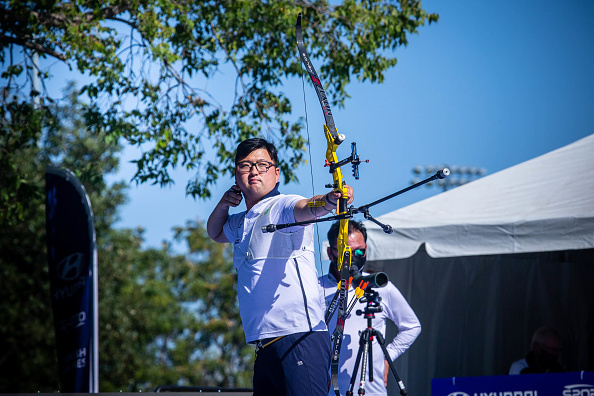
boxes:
[155,385,253,393]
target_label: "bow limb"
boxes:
[296,14,341,143]
[296,12,353,277]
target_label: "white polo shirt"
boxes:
[224,193,327,343]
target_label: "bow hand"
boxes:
[327,184,354,207]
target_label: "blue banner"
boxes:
[432,371,594,396]
[46,167,97,392]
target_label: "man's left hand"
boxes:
[327,184,354,206]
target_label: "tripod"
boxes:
[346,288,408,396]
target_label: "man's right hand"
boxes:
[207,185,243,243]
[219,185,243,209]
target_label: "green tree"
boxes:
[98,223,251,391]
[0,85,251,391]
[0,110,59,390]
[171,220,252,388]
[0,101,56,226]
[1,0,438,206]
[0,83,125,391]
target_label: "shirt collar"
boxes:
[262,182,281,200]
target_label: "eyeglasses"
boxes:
[236,160,276,174]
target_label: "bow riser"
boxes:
[324,124,352,277]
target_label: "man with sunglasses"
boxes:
[207,138,354,396]
[320,221,421,396]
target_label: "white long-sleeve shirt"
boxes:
[319,272,421,396]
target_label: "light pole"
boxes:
[412,164,486,191]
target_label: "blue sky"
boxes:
[107,0,594,271]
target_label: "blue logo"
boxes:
[563,384,594,396]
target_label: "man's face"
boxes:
[327,229,367,280]
[235,148,280,200]
[535,336,560,356]
[533,336,561,368]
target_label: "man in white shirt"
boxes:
[207,138,354,396]
[319,221,421,396]
[509,327,564,375]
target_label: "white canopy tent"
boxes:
[367,133,594,260]
[363,134,594,395]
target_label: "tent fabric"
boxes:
[366,134,594,259]
[368,246,594,396]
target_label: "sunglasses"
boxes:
[331,247,366,257]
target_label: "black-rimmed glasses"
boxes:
[236,160,276,174]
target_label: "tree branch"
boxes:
[28,4,130,27]
[0,35,67,62]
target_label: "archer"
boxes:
[207,137,354,396]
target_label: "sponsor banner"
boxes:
[432,371,594,396]
[46,167,98,392]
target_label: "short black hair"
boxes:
[327,220,367,247]
[531,327,561,350]
[235,138,279,166]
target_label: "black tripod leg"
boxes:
[368,334,374,383]
[374,331,407,395]
[347,331,366,396]
[358,335,370,395]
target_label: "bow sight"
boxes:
[325,142,368,181]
